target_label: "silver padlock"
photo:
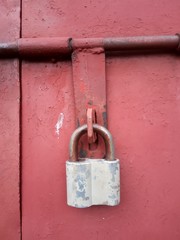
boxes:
[66,124,120,208]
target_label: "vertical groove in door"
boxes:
[0,0,21,239]
[19,58,22,240]
[19,0,22,239]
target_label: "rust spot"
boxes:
[79,148,87,158]
[102,112,107,128]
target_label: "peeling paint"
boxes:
[55,113,64,136]
[66,159,120,208]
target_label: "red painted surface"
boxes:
[20,0,180,240]
[72,48,106,158]
[0,1,20,239]
[1,35,180,58]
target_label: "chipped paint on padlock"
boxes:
[66,161,92,208]
[66,124,120,208]
[66,159,120,208]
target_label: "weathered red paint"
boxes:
[0,0,20,239]
[87,108,97,144]
[0,0,179,239]
[18,38,71,58]
[0,35,180,58]
[72,48,106,158]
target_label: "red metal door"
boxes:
[0,1,20,239]
[1,1,180,240]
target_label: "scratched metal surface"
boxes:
[21,0,180,240]
[66,159,120,208]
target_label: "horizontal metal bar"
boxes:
[104,35,180,51]
[0,38,71,58]
[0,34,179,59]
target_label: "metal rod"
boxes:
[0,42,18,57]
[104,35,180,51]
[0,34,179,59]
[69,124,114,161]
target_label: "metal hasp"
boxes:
[72,47,106,158]
[1,35,179,159]
[66,124,120,208]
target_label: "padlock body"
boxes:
[66,159,120,208]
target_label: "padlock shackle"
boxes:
[69,124,115,161]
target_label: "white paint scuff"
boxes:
[55,113,64,136]
[66,159,120,208]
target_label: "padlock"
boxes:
[66,124,120,208]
